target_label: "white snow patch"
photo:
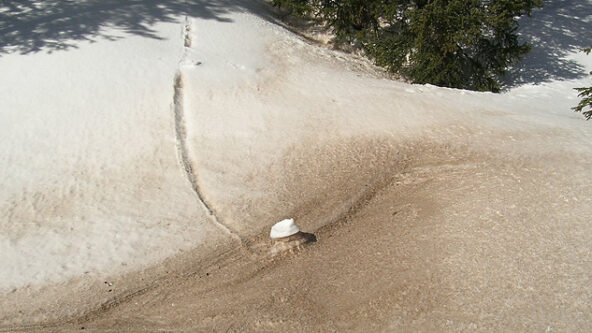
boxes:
[270,218,300,239]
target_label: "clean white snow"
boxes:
[270,218,299,239]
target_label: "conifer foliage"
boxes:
[273,0,542,92]
[573,47,592,120]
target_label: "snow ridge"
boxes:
[173,16,244,246]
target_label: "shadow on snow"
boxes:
[0,0,276,56]
[2,0,590,88]
[503,0,592,88]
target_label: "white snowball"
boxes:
[270,218,300,239]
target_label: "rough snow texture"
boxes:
[1,0,592,329]
[0,20,221,291]
[0,0,590,290]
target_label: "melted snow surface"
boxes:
[0,0,591,295]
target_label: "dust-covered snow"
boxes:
[1,0,592,329]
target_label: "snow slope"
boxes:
[1,0,592,329]
[0,16,226,291]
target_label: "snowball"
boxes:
[270,218,300,239]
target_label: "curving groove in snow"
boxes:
[173,16,244,246]
[0,17,219,292]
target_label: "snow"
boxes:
[1,0,592,298]
[0,19,220,290]
[270,218,299,239]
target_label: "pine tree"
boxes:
[273,0,542,92]
[573,47,592,120]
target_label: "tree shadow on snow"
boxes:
[0,0,277,56]
[502,0,592,88]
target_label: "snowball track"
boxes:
[173,16,244,246]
